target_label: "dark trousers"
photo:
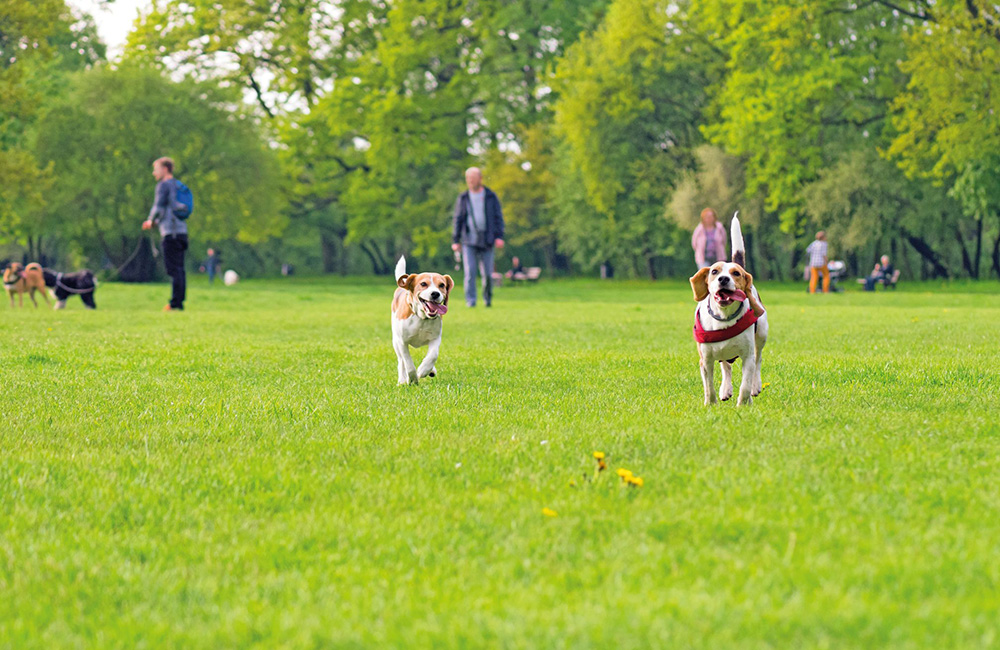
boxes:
[162,234,188,309]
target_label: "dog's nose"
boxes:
[430,291,441,300]
[718,275,730,285]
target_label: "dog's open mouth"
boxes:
[421,300,448,316]
[714,288,746,306]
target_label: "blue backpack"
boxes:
[172,179,194,220]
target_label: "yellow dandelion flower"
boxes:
[542,507,558,517]
[627,476,644,487]
[617,468,633,480]
[593,451,605,460]
[569,479,577,487]
[762,382,771,388]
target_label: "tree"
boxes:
[551,0,714,278]
[482,124,562,270]
[0,0,104,254]
[34,65,286,280]
[802,149,959,278]
[693,0,917,234]
[887,1,1000,278]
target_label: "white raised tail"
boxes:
[395,256,407,283]
[730,212,745,268]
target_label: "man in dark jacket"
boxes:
[451,167,505,307]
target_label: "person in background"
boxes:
[142,157,188,311]
[806,230,830,294]
[505,256,526,280]
[863,255,895,291]
[200,248,221,284]
[451,167,505,307]
[691,208,727,269]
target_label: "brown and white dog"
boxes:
[392,256,454,385]
[689,214,768,406]
[3,262,51,308]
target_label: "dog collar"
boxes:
[693,307,760,344]
[706,302,744,322]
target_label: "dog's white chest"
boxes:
[394,314,442,348]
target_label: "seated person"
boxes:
[863,255,894,291]
[505,256,527,280]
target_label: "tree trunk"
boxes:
[361,241,391,275]
[972,217,983,279]
[954,225,974,277]
[900,237,915,281]
[320,230,339,274]
[991,217,1000,279]
[901,230,950,278]
[645,249,657,280]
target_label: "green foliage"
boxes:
[551,0,714,276]
[7,0,1000,279]
[33,65,286,271]
[0,0,103,247]
[482,125,559,266]
[696,0,909,234]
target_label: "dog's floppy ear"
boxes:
[743,271,765,317]
[397,273,417,290]
[689,267,710,302]
[443,275,454,304]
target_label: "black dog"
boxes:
[42,269,97,309]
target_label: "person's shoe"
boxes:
[467,303,476,308]
[163,305,183,311]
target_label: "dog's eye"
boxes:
[732,271,741,277]
[420,282,428,287]
[438,283,445,289]
[711,269,719,275]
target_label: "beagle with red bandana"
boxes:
[392,256,454,385]
[689,214,769,406]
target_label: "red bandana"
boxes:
[693,307,759,344]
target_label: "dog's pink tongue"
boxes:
[732,289,747,302]
[427,302,448,316]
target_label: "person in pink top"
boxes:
[691,208,727,269]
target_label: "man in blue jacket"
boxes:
[142,157,188,311]
[451,167,505,308]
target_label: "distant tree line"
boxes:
[2,0,999,280]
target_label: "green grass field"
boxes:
[2,277,998,648]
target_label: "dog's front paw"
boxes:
[737,394,753,407]
[720,387,733,401]
[428,369,436,378]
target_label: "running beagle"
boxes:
[391,256,454,385]
[689,214,769,406]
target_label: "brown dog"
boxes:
[4,262,51,308]
[391,255,454,384]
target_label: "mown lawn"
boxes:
[1,276,998,649]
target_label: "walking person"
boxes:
[806,230,830,294]
[451,167,505,307]
[691,208,727,269]
[201,248,221,284]
[142,157,190,311]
